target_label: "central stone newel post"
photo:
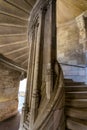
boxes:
[20,0,65,130]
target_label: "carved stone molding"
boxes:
[20,0,65,129]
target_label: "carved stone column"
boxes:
[29,12,43,130]
[20,0,65,130]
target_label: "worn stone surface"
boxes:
[57,20,86,66]
[61,64,86,83]
[57,11,87,66]
[57,12,87,83]
[0,63,21,121]
[57,0,87,24]
[57,11,87,65]
[20,0,65,130]
[0,112,20,130]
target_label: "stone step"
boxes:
[66,108,87,120]
[64,78,73,83]
[65,80,87,130]
[66,99,87,108]
[64,78,85,84]
[66,118,87,130]
[66,92,87,99]
[65,86,87,92]
[65,82,84,86]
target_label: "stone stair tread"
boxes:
[65,84,87,88]
[66,99,87,101]
[66,99,87,108]
[67,118,87,130]
[66,108,87,119]
[65,86,87,92]
[64,79,73,82]
[65,80,87,129]
[65,82,85,86]
[66,92,87,99]
[66,91,87,93]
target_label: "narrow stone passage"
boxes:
[0,112,20,130]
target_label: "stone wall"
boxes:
[57,12,87,82]
[0,63,21,121]
[61,64,86,83]
[57,20,86,66]
[57,11,87,66]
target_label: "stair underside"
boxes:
[65,79,87,130]
[67,118,87,130]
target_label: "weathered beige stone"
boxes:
[0,63,21,121]
[20,0,65,130]
[57,19,86,65]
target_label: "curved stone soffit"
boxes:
[0,0,36,69]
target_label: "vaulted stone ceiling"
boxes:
[0,0,36,69]
[57,0,87,25]
[0,0,87,69]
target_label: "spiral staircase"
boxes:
[22,78,87,130]
[0,0,87,130]
[65,79,87,130]
[0,0,36,69]
[0,0,87,70]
